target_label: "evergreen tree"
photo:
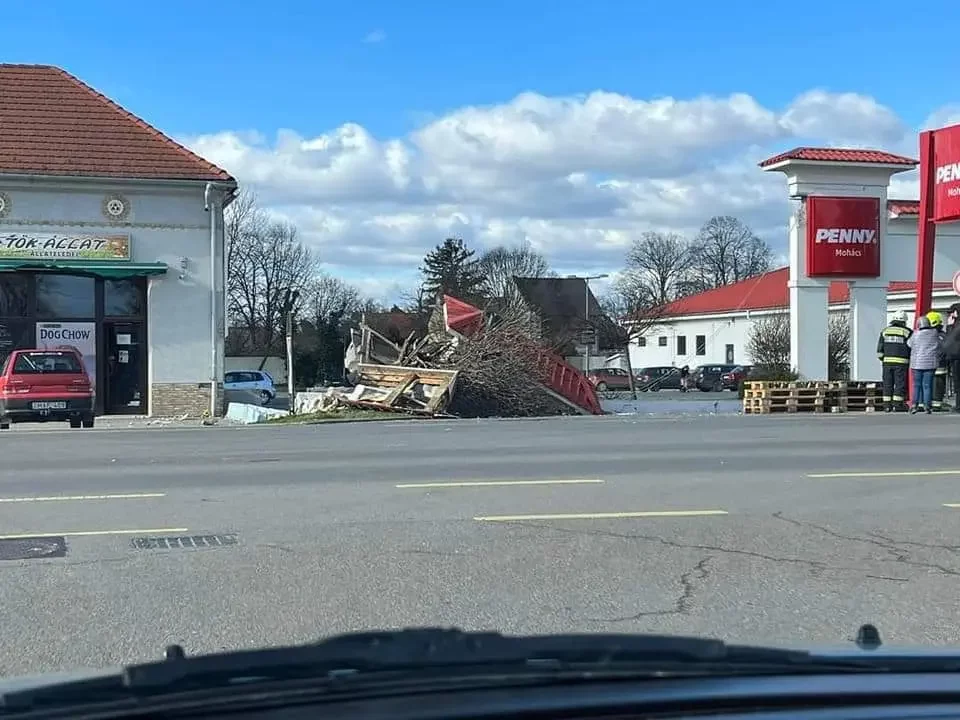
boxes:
[420,238,484,302]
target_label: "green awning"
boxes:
[0,260,168,279]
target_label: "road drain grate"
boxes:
[131,534,238,550]
[0,537,67,560]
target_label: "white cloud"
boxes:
[182,89,958,299]
[363,29,386,44]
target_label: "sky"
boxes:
[6,0,960,302]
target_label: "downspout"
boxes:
[204,183,218,417]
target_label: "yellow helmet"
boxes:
[927,311,943,327]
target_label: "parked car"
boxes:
[720,364,754,391]
[224,370,277,405]
[692,364,740,392]
[586,367,632,391]
[0,348,95,429]
[634,366,683,391]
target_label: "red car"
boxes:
[0,348,95,430]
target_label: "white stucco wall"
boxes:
[628,290,960,370]
[884,215,960,283]
[0,176,224,389]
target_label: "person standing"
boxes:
[908,315,942,414]
[940,303,960,413]
[927,311,949,411]
[877,310,911,412]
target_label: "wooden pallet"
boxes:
[742,380,881,414]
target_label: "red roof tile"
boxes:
[888,199,920,216]
[657,267,953,317]
[0,64,234,183]
[759,147,918,168]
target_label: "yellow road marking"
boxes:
[0,493,166,504]
[809,470,960,478]
[0,528,188,540]
[474,510,728,522]
[397,479,603,489]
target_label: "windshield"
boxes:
[12,352,83,374]
[3,2,959,699]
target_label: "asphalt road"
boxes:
[2,412,960,676]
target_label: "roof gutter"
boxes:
[0,172,237,193]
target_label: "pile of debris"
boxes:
[340,297,592,418]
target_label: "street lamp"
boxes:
[568,274,609,374]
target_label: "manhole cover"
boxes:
[0,536,66,561]
[131,534,238,550]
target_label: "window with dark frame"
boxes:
[637,336,646,347]
[658,336,667,347]
[695,335,706,355]
[676,335,687,355]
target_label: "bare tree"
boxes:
[746,312,850,380]
[304,273,362,326]
[620,232,693,309]
[478,243,551,307]
[686,216,773,293]
[746,315,790,368]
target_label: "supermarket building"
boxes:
[0,64,236,417]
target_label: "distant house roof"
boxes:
[363,311,428,343]
[657,267,954,318]
[759,147,918,168]
[888,199,920,217]
[514,276,622,351]
[0,64,235,183]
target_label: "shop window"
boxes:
[676,335,687,355]
[658,336,667,347]
[695,335,706,355]
[37,274,95,319]
[104,279,144,317]
[0,274,30,316]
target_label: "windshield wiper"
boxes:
[0,628,879,712]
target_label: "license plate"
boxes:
[32,401,66,410]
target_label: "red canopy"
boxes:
[443,295,484,337]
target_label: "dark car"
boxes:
[586,367,632,391]
[692,363,740,392]
[0,349,95,429]
[635,366,683,391]
[720,364,754,390]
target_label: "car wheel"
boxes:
[81,417,95,429]
[69,418,82,429]
[595,382,607,391]
[259,390,273,405]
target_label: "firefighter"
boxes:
[928,311,948,411]
[877,309,911,412]
[941,303,960,413]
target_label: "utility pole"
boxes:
[283,288,300,415]
[580,274,608,375]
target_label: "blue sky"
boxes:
[6,1,960,300]
[7,0,957,142]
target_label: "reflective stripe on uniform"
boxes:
[884,327,911,337]
[882,357,909,364]
[936,368,949,375]
[933,402,943,408]
[892,395,905,401]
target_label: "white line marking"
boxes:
[0,528,188,540]
[809,470,960,478]
[474,510,728,522]
[397,479,603,489]
[0,493,166,504]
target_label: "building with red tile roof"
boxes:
[0,64,237,418]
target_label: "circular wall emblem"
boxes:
[0,192,10,219]
[102,194,130,221]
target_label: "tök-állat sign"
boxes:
[805,196,881,278]
[0,233,130,261]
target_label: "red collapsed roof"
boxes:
[0,64,234,182]
[759,147,918,168]
[443,295,484,337]
[657,267,954,317]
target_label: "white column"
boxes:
[848,283,886,380]
[790,282,830,379]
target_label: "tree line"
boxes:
[224,189,773,382]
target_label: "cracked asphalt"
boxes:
[2,412,960,675]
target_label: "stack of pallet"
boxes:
[742,380,880,414]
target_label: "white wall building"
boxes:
[624,200,960,372]
[0,64,236,417]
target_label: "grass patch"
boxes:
[266,407,420,425]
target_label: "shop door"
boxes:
[105,322,145,414]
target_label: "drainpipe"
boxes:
[204,183,218,418]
